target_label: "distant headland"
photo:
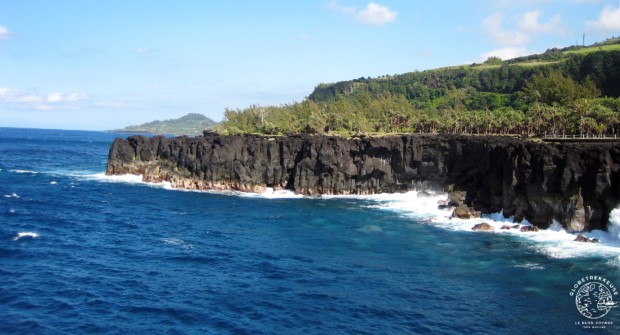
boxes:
[113,113,218,136]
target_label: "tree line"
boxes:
[220,49,620,137]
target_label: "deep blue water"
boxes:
[0,127,619,334]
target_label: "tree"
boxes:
[522,69,601,106]
[571,99,609,136]
[483,56,503,66]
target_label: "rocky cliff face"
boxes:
[106,132,620,232]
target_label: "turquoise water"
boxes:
[0,128,618,334]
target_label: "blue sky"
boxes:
[1,0,619,130]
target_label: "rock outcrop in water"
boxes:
[107,132,620,232]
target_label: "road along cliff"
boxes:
[107,132,620,232]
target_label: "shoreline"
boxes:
[106,132,620,232]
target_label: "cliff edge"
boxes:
[106,132,620,232]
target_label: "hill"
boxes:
[221,37,620,137]
[308,37,620,102]
[117,113,218,136]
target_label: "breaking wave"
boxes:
[13,232,40,241]
[361,191,620,266]
[9,169,38,174]
[80,173,173,190]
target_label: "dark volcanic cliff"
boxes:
[106,132,620,232]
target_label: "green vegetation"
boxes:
[220,38,620,137]
[563,39,620,55]
[483,56,503,66]
[118,113,218,135]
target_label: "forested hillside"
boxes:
[117,113,218,135]
[221,38,620,137]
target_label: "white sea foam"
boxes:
[84,173,144,184]
[3,192,20,199]
[13,232,39,241]
[10,169,38,174]
[608,256,620,268]
[363,191,620,266]
[239,187,303,199]
[513,262,545,270]
[162,237,183,245]
[50,181,58,185]
[161,237,194,251]
[91,173,303,198]
[79,173,172,189]
[357,225,383,233]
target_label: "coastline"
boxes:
[106,132,620,232]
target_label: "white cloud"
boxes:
[483,13,530,46]
[587,3,620,31]
[0,87,39,103]
[480,10,563,62]
[517,10,562,33]
[92,100,129,108]
[0,86,89,110]
[47,93,63,103]
[574,0,602,3]
[356,2,397,26]
[328,1,397,26]
[327,1,356,15]
[0,25,10,39]
[480,46,530,61]
[66,93,89,102]
[489,0,591,8]
[482,10,564,47]
[133,47,154,54]
[13,94,43,103]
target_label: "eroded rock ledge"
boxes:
[106,132,620,232]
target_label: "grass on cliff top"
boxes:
[513,60,564,67]
[563,43,620,55]
[467,40,619,70]
[470,60,563,69]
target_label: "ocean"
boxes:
[1,127,619,334]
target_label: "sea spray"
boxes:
[609,208,620,241]
[363,191,620,265]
